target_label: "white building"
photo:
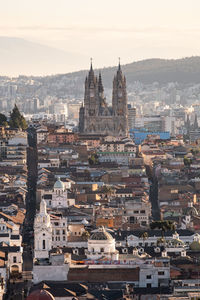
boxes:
[34,200,52,259]
[51,214,68,248]
[87,227,119,260]
[42,177,74,209]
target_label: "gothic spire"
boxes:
[90,57,93,71]
[118,57,121,71]
[116,58,123,81]
[98,72,104,93]
[88,58,96,85]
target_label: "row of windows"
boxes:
[146,271,165,279]
[52,229,66,235]
[54,222,66,226]
[133,210,146,214]
[52,236,65,241]
[91,248,104,253]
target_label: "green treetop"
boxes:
[9,105,27,130]
[0,113,7,126]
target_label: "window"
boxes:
[63,236,65,241]
[100,248,104,253]
[54,222,59,226]
[56,230,60,235]
[147,283,151,288]
[43,240,45,250]
[146,275,151,279]
[13,256,17,263]
[52,237,54,241]
[158,271,165,276]
[140,210,145,214]
[49,201,51,206]
[63,230,65,235]
[43,233,45,236]
[134,211,139,214]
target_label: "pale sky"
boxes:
[1,0,200,75]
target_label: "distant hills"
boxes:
[0,37,86,76]
[58,56,200,88]
[1,37,200,99]
[36,56,200,99]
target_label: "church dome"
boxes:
[90,227,113,241]
[26,289,55,300]
[54,177,64,189]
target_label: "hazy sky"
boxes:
[1,0,200,74]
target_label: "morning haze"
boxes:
[1,0,200,75]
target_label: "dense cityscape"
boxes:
[0,59,200,299]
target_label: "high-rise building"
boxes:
[79,62,128,137]
[128,105,136,130]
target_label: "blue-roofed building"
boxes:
[130,130,170,145]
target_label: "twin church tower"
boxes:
[79,61,128,136]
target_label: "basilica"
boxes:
[79,62,129,136]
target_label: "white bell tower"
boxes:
[52,177,68,208]
[34,199,52,259]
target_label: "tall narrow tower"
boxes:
[84,61,99,133]
[34,200,52,259]
[112,60,128,136]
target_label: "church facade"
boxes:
[79,62,129,137]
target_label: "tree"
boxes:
[191,148,199,155]
[100,185,115,199]
[184,156,192,166]
[88,153,99,165]
[150,220,175,238]
[140,232,149,245]
[81,231,90,241]
[0,113,7,126]
[9,104,27,130]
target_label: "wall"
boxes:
[33,264,69,284]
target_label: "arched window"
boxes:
[43,240,45,250]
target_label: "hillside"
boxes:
[2,53,200,100]
[35,57,200,99]
[56,56,200,87]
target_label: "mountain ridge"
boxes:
[18,56,200,86]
